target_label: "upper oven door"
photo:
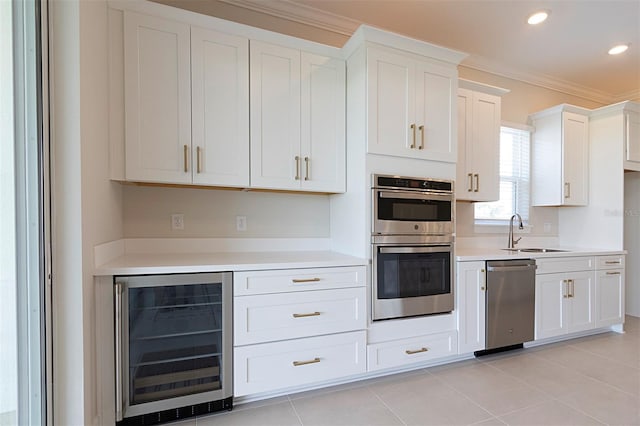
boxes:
[373,189,453,235]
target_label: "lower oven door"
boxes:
[372,244,454,321]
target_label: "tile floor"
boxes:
[188,316,639,425]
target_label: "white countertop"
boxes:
[456,247,626,262]
[94,250,367,276]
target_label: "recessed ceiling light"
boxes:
[527,10,549,25]
[608,44,629,55]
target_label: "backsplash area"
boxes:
[123,185,330,238]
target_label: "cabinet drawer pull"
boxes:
[564,182,571,199]
[304,156,310,181]
[293,357,320,367]
[405,347,428,355]
[474,174,480,192]
[568,279,574,298]
[606,271,621,275]
[418,125,424,149]
[183,145,188,172]
[410,124,416,149]
[294,156,300,180]
[292,311,321,318]
[563,279,568,298]
[605,260,621,264]
[468,173,473,192]
[292,278,321,283]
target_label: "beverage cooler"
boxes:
[114,272,233,425]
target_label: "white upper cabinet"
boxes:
[624,109,640,171]
[366,46,458,163]
[191,27,249,187]
[124,12,192,184]
[122,11,249,187]
[456,80,507,201]
[530,105,590,206]
[250,41,345,192]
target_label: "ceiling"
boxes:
[214,0,640,104]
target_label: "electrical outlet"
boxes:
[236,215,247,232]
[544,222,551,233]
[171,214,184,230]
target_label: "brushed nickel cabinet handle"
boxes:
[564,182,571,199]
[418,125,424,149]
[605,260,621,264]
[295,156,300,180]
[568,279,574,298]
[474,174,480,192]
[304,156,310,181]
[405,347,428,355]
[292,311,321,318]
[292,278,321,283]
[410,123,416,149]
[293,357,320,367]
[468,173,473,192]
[606,271,621,275]
[183,145,188,172]
[196,146,202,174]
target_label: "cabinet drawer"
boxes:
[234,287,366,345]
[596,255,625,270]
[367,331,457,372]
[234,266,365,295]
[234,331,366,396]
[536,256,594,274]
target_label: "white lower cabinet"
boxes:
[535,258,596,340]
[367,331,457,372]
[456,261,486,354]
[233,266,367,397]
[595,255,625,328]
[234,331,366,396]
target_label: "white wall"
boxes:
[51,0,123,423]
[625,172,640,316]
[123,185,329,238]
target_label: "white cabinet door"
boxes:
[124,12,191,184]
[366,47,414,158]
[414,59,457,162]
[456,261,486,354]
[191,27,249,187]
[250,41,301,190]
[300,52,346,192]
[562,111,589,205]
[535,273,566,340]
[566,271,595,333]
[624,111,640,171]
[595,269,624,328]
[456,89,500,201]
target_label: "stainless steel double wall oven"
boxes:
[372,175,455,321]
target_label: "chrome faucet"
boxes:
[508,213,524,248]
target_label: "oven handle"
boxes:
[379,245,452,254]
[377,190,452,201]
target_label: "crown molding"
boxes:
[221,0,629,105]
[218,0,360,36]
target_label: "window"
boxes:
[474,125,531,225]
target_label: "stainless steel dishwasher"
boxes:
[485,259,537,351]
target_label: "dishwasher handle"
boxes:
[486,264,537,273]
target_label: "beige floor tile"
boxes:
[461,382,551,417]
[430,362,524,396]
[558,379,640,425]
[196,402,301,426]
[369,374,492,425]
[232,395,290,412]
[291,386,403,426]
[498,400,603,425]
[568,332,640,368]
[472,417,507,425]
[487,352,610,397]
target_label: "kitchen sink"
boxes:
[502,248,568,253]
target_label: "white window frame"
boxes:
[474,122,533,232]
